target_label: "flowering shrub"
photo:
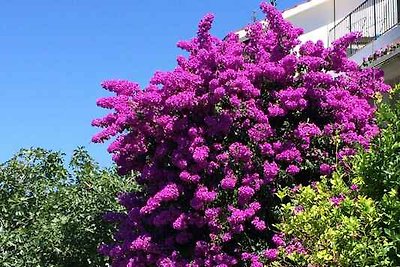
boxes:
[93,3,389,266]
[276,173,393,266]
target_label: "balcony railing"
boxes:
[328,0,400,55]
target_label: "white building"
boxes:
[237,0,400,85]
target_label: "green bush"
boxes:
[352,86,400,264]
[276,173,392,266]
[0,147,138,267]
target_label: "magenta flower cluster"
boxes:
[93,3,389,266]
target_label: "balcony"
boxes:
[328,0,400,56]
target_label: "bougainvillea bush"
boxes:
[93,3,389,266]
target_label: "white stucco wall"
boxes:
[283,0,366,46]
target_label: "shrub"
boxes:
[276,173,393,266]
[352,86,400,264]
[0,147,137,267]
[93,3,389,266]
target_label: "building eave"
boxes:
[282,0,330,19]
[235,0,331,41]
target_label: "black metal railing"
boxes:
[329,0,400,55]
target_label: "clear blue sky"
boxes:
[0,0,302,166]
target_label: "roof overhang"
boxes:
[282,0,331,19]
[235,0,332,40]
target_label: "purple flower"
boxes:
[319,163,332,175]
[259,142,274,156]
[248,123,274,142]
[140,183,180,214]
[277,87,308,111]
[221,170,237,190]
[129,235,152,251]
[193,145,210,163]
[251,216,267,231]
[350,184,359,191]
[275,146,302,162]
[268,104,286,117]
[295,123,321,145]
[179,171,201,183]
[272,233,286,247]
[221,232,232,242]
[263,161,279,183]
[172,213,188,230]
[228,207,248,226]
[238,186,255,205]
[191,185,217,210]
[293,205,304,215]
[330,194,346,207]
[264,248,279,261]
[286,165,300,175]
[286,240,307,255]
[229,142,253,162]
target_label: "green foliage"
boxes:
[0,147,138,267]
[276,173,392,266]
[352,86,400,264]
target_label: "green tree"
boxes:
[0,147,138,267]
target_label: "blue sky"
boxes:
[0,0,302,166]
